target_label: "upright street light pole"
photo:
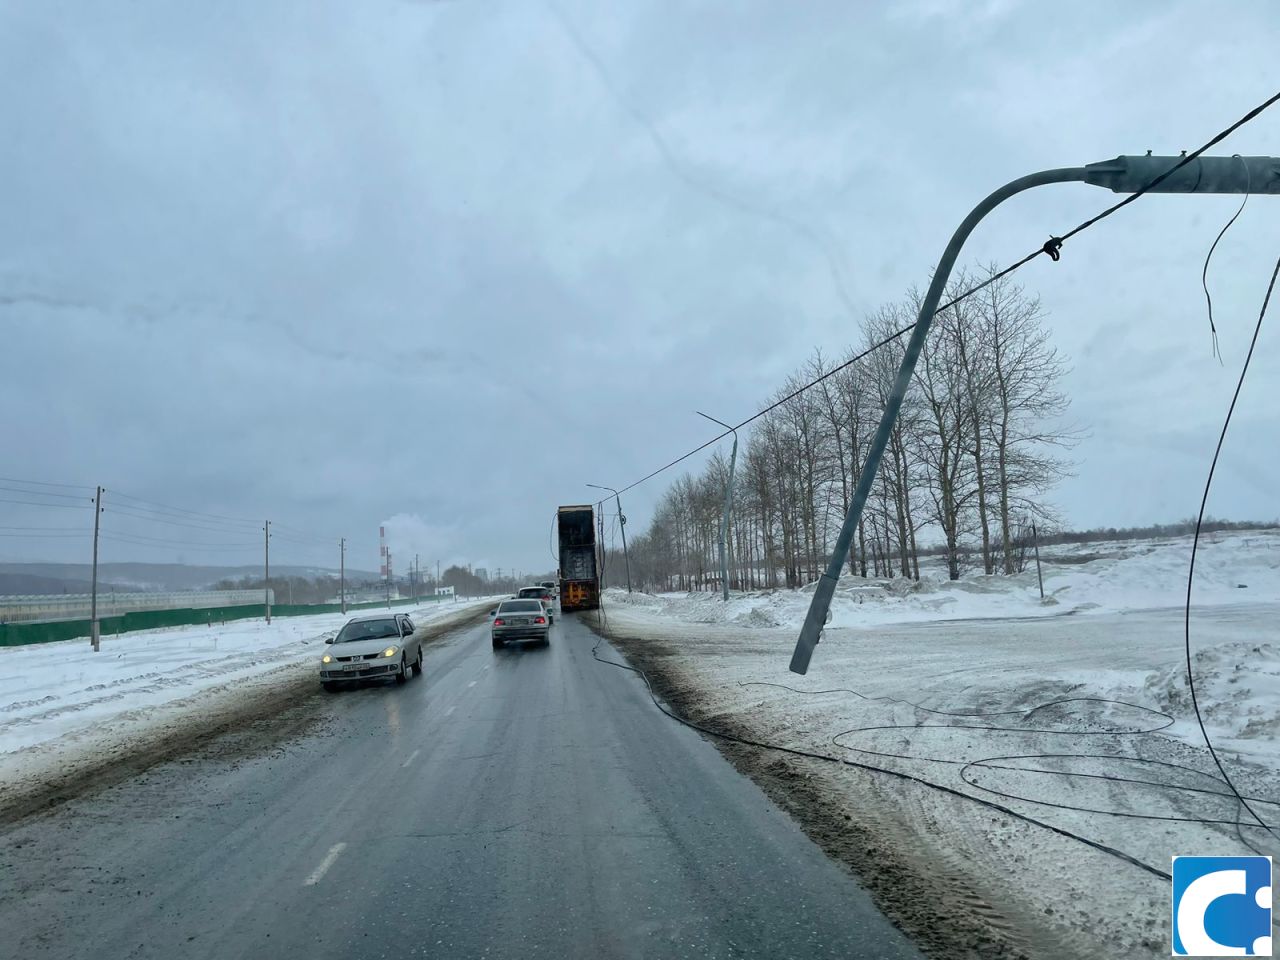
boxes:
[90,485,103,652]
[587,483,631,593]
[339,537,347,615]
[790,154,1280,675]
[697,411,739,601]
[264,520,272,624]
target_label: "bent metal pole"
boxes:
[789,154,1280,675]
[789,166,1089,675]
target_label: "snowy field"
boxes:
[598,530,1280,958]
[0,598,497,806]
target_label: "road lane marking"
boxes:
[467,680,477,688]
[445,706,456,716]
[402,749,420,768]
[304,843,347,886]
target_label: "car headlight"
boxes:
[383,646,398,658]
[322,653,332,664]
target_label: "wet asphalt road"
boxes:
[0,613,922,960]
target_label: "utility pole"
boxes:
[790,153,1280,675]
[1032,523,1045,600]
[587,483,631,593]
[596,508,606,590]
[90,485,103,652]
[264,520,271,624]
[697,412,739,601]
[386,551,392,608]
[340,538,347,614]
[414,553,420,601]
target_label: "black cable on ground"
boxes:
[585,600,1173,882]
[738,680,1280,833]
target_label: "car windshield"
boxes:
[499,601,542,613]
[334,619,399,643]
[517,589,541,597]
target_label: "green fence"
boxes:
[0,595,444,647]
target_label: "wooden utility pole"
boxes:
[90,486,103,652]
[340,538,346,614]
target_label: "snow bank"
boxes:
[0,598,498,760]
[605,528,1280,629]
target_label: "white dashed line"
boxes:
[445,706,456,716]
[304,843,347,886]
[467,680,477,689]
[402,749,420,768]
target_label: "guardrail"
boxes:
[0,589,271,625]
[0,595,447,647]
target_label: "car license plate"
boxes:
[344,662,364,672]
[511,618,529,625]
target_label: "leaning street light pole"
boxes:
[587,483,631,593]
[697,411,739,601]
[790,154,1280,675]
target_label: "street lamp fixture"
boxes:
[587,483,632,593]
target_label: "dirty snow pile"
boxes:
[600,529,1280,959]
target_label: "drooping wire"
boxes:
[0,476,94,491]
[0,497,92,509]
[588,88,1280,510]
[1201,155,1252,362]
[1183,251,1280,847]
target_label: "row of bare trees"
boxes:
[608,268,1077,592]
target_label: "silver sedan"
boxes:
[491,599,550,649]
[320,613,422,690]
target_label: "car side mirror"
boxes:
[325,636,335,644]
[488,610,497,617]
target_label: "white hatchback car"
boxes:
[320,613,421,691]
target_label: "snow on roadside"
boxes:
[0,598,498,761]
[598,531,1280,958]
[605,529,1280,629]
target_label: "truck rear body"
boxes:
[557,505,600,611]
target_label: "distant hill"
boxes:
[0,562,381,596]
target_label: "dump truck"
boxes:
[557,504,600,611]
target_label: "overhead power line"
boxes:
[591,88,1280,509]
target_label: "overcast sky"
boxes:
[2,0,1278,577]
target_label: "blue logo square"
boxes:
[1172,856,1272,956]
